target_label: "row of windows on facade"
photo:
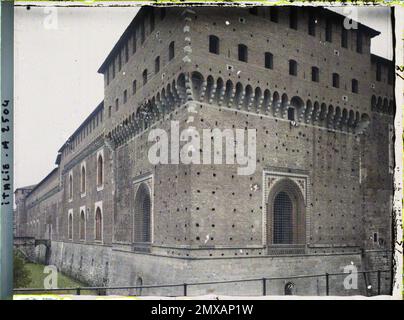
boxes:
[64,111,104,156]
[108,41,175,117]
[67,207,102,241]
[105,8,167,86]
[249,7,365,54]
[209,35,361,93]
[68,154,104,199]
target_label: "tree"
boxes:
[13,251,31,288]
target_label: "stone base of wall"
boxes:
[34,241,392,297]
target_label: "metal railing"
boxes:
[13,269,391,297]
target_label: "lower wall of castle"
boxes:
[26,241,392,296]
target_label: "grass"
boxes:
[18,263,97,295]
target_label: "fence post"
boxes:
[262,278,266,296]
[183,283,187,296]
[76,287,81,295]
[325,273,329,296]
[377,270,381,295]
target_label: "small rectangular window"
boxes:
[308,14,316,36]
[289,7,298,30]
[311,66,319,82]
[289,60,297,76]
[143,69,148,85]
[326,20,332,42]
[332,73,339,88]
[238,44,248,62]
[132,33,137,54]
[270,7,278,22]
[125,43,129,63]
[376,63,382,82]
[209,35,219,54]
[341,28,348,48]
[388,67,394,85]
[160,8,166,20]
[352,79,358,93]
[155,56,160,74]
[150,10,155,32]
[115,98,119,111]
[169,41,175,61]
[356,30,363,53]
[132,80,137,95]
[123,90,127,104]
[265,52,273,69]
[140,20,145,44]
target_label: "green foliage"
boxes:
[13,252,31,288]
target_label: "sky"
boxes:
[14,4,393,190]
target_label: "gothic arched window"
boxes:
[273,192,293,244]
[68,212,73,240]
[95,207,102,241]
[80,210,85,240]
[97,154,103,187]
[134,183,152,243]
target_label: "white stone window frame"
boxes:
[79,205,86,241]
[80,161,87,198]
[262,170,310,247]
[68,170,73,202]
[96,149,104,192]
[68,209,73,241]
[94,201,103,243]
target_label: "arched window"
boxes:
[289,60,297,76]
[168,41,175,61]
[264,52,273,69]
[95,207,102,241]
[209,35,219,54]
[273,192,293,244]
[69,173,73,200]
[332,73,340,88]
[134,183,152,243]
[68,213,73,240]
[285,282,295,295]
[238,44,248,62]
[311,66,319,82]
[268,179,306,247]
[352,79,359,93]
[80,210,85,240]
[115,98,119,111]
[81,165,86,194]
[97,154,103,187]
